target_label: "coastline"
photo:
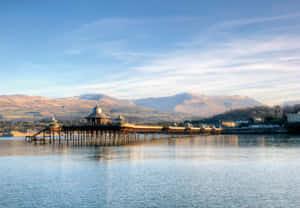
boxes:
[0,131,27,137]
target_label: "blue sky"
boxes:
[0,0,300,104]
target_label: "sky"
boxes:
[0,0,300,104]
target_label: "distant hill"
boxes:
[133,93,262,117]
[282,100,300,106]
[200,104,300,124]
[0,95,185,123]
[0,93,262,122]
[200,106,275,123]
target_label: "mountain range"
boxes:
[282,100,300,106]
[132,93,261,117]
[0,93,263,122]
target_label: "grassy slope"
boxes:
[0,95,187,123]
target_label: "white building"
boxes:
[113,115,126,125]
[287,113,300,123]
[235,120,249,126]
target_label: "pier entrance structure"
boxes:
[86,105,110,125]
[26,105,222,145]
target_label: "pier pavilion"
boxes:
[86,105,110,125]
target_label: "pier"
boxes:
[26,104,222,145]
[25,123,222,145]
[25,104,294,145]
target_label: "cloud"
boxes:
[78,16,202,29]
[213,13,300,29]
[62,16,203,61]
[51,14,300,104]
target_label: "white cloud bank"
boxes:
[21,14,300,105]
[67,14,299,105]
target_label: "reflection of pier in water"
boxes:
[128,134,298,148]
[88,135,300,162]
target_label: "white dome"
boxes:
[96,106,102,114]
[87,105,110,119]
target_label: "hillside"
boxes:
[0,95,185,123]
[200,106,276,123]
[282,100,300,106]
[199,105,300,124]
[0,93,262,122]
[133,93,262,117]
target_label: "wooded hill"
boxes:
[193,104,300,124]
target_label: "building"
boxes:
[222,121,236,128]
[253,117,263,123]
[274,105,283,119]
[235,120,249,127]
[113,115,126,126]
[86,105,110,125]
[49,116,60,129]
[184,122,193,129]
[172,122,178,127]
[287,112,300,123]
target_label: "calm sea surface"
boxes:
[1,135,300,208]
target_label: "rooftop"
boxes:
[86,105,110,119]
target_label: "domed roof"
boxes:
[50,116,60,128]
[185,122,193,128]
[116,114,125,120]
[87,105,110,119]
[96,106,102,114]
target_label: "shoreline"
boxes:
[0,131,27,137]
